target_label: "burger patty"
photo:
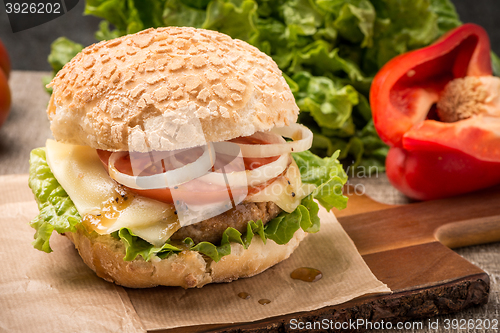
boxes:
[170,202,282,244]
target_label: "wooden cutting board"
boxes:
[168,185,500,332]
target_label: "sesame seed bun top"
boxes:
[47,27,299,152]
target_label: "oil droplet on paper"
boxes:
[290,267,322,282]
[258,299,271,305]
[238,292,251,300]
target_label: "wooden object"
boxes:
[164,185,500,332]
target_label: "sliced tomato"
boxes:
[0,69,11,128]
[96,136,282,205]
[0,40,10,79]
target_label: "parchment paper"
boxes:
[0,174,390,332]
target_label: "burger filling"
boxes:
[171,202,281,244]
[28,125,348,263]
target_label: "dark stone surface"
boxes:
[0,1,100,71]
[455,0,500,55]
[0,0,498,71]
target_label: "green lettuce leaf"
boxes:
[363,0,460,74]
[44,37,84,93]
[264,196,320,245]
[203,0,258,41]
[265,208,302,245]
[163,0,207,28]
[281,0,323,37]
[47,37,84,74]
[300,195,320,233]
[329,0,376,48]
[292,150,348,210]
[189,226,246,262]
[95,21,121,41]
[118,228,182,261]
[292,150,346,186]
[85,0,165,36]
[28,148,81,253]
[492,52,500,78]
[429,0,461,36]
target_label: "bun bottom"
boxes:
[65,227,307,288]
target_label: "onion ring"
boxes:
[235,123,313,158]
[108,143,215,190]
[202,150,290,188]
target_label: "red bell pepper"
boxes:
[370,24,500,200]
[0,39,10,129]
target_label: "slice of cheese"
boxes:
[45,139,179,247]
[246,159,315,213]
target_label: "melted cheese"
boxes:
[246,159,315,213]
[45,139,179,247]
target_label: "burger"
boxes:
[28,27,347,288]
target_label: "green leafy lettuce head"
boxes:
[31,26,348,288]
